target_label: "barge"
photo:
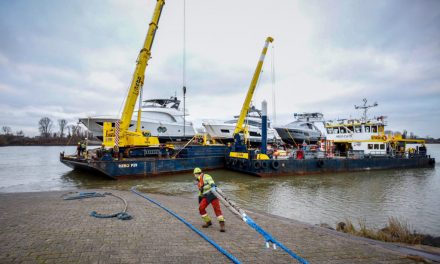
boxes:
[60,144,227,179]
[226,154,435,177]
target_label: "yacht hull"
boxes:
[274,127,321,145]
[80,117,196,143]
[203,122,280,143]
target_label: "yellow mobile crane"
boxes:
[103,0,165,150]
[229,37,273,160]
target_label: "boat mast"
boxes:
[355,98,378,122]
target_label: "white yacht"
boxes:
[80,97,196,143]
[274,112,324,145]
[202,106,281,144]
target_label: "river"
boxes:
[1,144,439,235]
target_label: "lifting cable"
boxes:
[285,128,299,148]
[213,188,309,264]
[131,186,241,264]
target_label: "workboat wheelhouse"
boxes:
[323,99,426,158]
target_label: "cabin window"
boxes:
[372,126,378,133]
[340,127,346,133]
[333,128,339,134]
[380,144,385,150]
[374,144,379,149]
[327,128,333,134]
[354,126,361,133]
[365,126,371,133]
[368,144,373,149]
[347,126,353,132]
[221,129,230,133]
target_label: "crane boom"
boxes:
[120,0,165,132]
[233,36,274,136]
[103,0,165,148]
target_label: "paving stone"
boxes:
[0,190,428,263]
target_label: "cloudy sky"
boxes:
[1,0,439,137]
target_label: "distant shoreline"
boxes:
[1,134,440,146]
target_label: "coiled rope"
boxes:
[63,191,132,220]
[131,186,241,264]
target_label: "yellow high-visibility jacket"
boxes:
[197,173,215,197]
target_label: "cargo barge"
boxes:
[226,154,435,177]
[60,144,227,179]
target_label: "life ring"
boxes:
[382,135,387,141]
[271,160,280,170]
[253,160,262,170]
[261,161,268,169]
[317,160,324,168]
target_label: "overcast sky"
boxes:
[1,0,439,137]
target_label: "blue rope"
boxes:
[243,215,308,264]
[131,187,241,264]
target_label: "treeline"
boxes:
[0,117,92,146]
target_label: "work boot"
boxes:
[202,221,212,228]
[219,221,226,232]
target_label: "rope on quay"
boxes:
[213,188,309,264]
[63,191,132,220]
[131,186,241,264]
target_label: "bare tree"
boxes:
[2,126,12,135]
[16,130,24,137]
[66,125,72,137]
[58,119,67,138]
[38,117,53,138]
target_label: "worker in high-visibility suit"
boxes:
[193,167,225,232]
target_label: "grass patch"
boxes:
[336,217,423,244]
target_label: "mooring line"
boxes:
[213,188,309,264]
[131,186,241,264]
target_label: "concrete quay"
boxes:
[0,189,436,264]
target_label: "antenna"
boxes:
[355,98,378,121]
[182,0,186,137]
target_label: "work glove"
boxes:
[210,185,217,192]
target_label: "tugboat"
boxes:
[60,0,226,179]
[226,98,435,177]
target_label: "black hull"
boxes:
[60,145,227,179]
[225,156,436,177]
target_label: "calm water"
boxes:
[1,145,439,235]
